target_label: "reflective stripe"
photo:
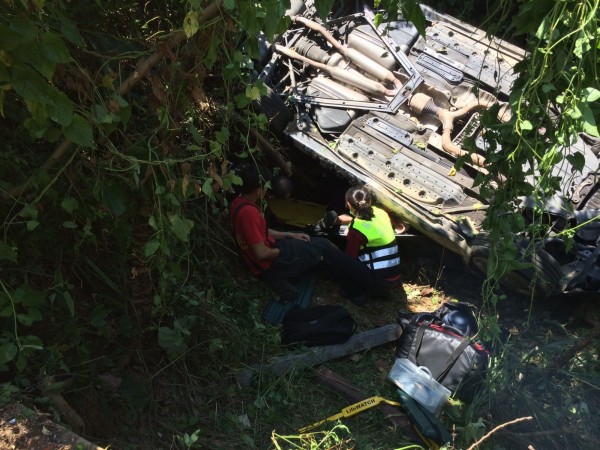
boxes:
[359,245,399,262]
[368,257,401,270]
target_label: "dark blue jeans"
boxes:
[320,245,397,299]
[260,237,338,301]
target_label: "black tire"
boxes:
[469,233,563,298]
[252,85,292,138]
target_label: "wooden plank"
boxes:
[238,323,402,387]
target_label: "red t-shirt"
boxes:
[229,197,276,275]
[345,228,367,257]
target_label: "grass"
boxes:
[36,245,597,450]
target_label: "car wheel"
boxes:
[470,233,563,298]
[252,85,292,137]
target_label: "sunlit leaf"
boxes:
[183,11,200,38]
[314,0,335,21]
[520,120,533,131]
[584,88,600,102]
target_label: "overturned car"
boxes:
[252,1,600,298]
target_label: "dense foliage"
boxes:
[0,0,597,448]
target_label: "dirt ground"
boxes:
[0,403,102,450]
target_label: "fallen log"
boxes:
[314,366,422,443]
[237,323,401,388]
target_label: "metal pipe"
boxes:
[274,44,396,96]
[291,15,403,92]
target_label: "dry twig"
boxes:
[466,416,533,450]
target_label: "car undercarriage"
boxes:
[252,0,600,298]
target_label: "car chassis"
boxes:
[254,1,600,298]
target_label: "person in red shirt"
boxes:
[229,164,338,302]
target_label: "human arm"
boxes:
[249,241,280,261]
[337,213,353,225]
[268,228,310,242]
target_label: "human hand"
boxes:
[289,232,310,242]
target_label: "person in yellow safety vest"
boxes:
[320,185,404,306]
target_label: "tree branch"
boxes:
[1,0,224,203]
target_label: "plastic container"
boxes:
[388,358,451,415]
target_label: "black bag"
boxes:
[395,302,489,400]
[282,305,355,347]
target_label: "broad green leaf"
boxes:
[102,182,127,217]
[565,104,582,120]
[64,113,93,147]
[48,89,74,126]
[59,16,85,46]
[18,204,38,219]
[202,178,213,196]
[27,220,40,231]
[62,221,78,229]
[114,98,131,125]
[541,83,555,94]
[574,33,590,58]
[19,287,45,307]
[566,152,585,172]
[93,104,113,124]
[40,32,73,63]
[158,326,184,350]
[584,88,600,102]
[0,241,17,262]
[579,102,599,137]
[148,215,158,231]
[223,0,235,9]
[187,123,202,145]
[20,335,43,350]
[183,11,200,38]
[520,120,533,131]
[17,308,42,325]
[61,197,79,213]
[170,214,194,242]
[0,19,37,51]
[0,343,17,365]
[144,240,160,257]
[15,40,57,80]
[314,0,335,22]
[400,0,427,37]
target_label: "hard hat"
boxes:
[442,310,473,337]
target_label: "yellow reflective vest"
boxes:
[350,206,401,278]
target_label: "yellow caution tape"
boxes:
[299,396,402,433]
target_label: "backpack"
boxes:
[282,305,356,347]
[395,302,489,400]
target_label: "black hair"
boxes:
[271,174,293,199]
[345,185,374,220]
[238,163,272,194]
